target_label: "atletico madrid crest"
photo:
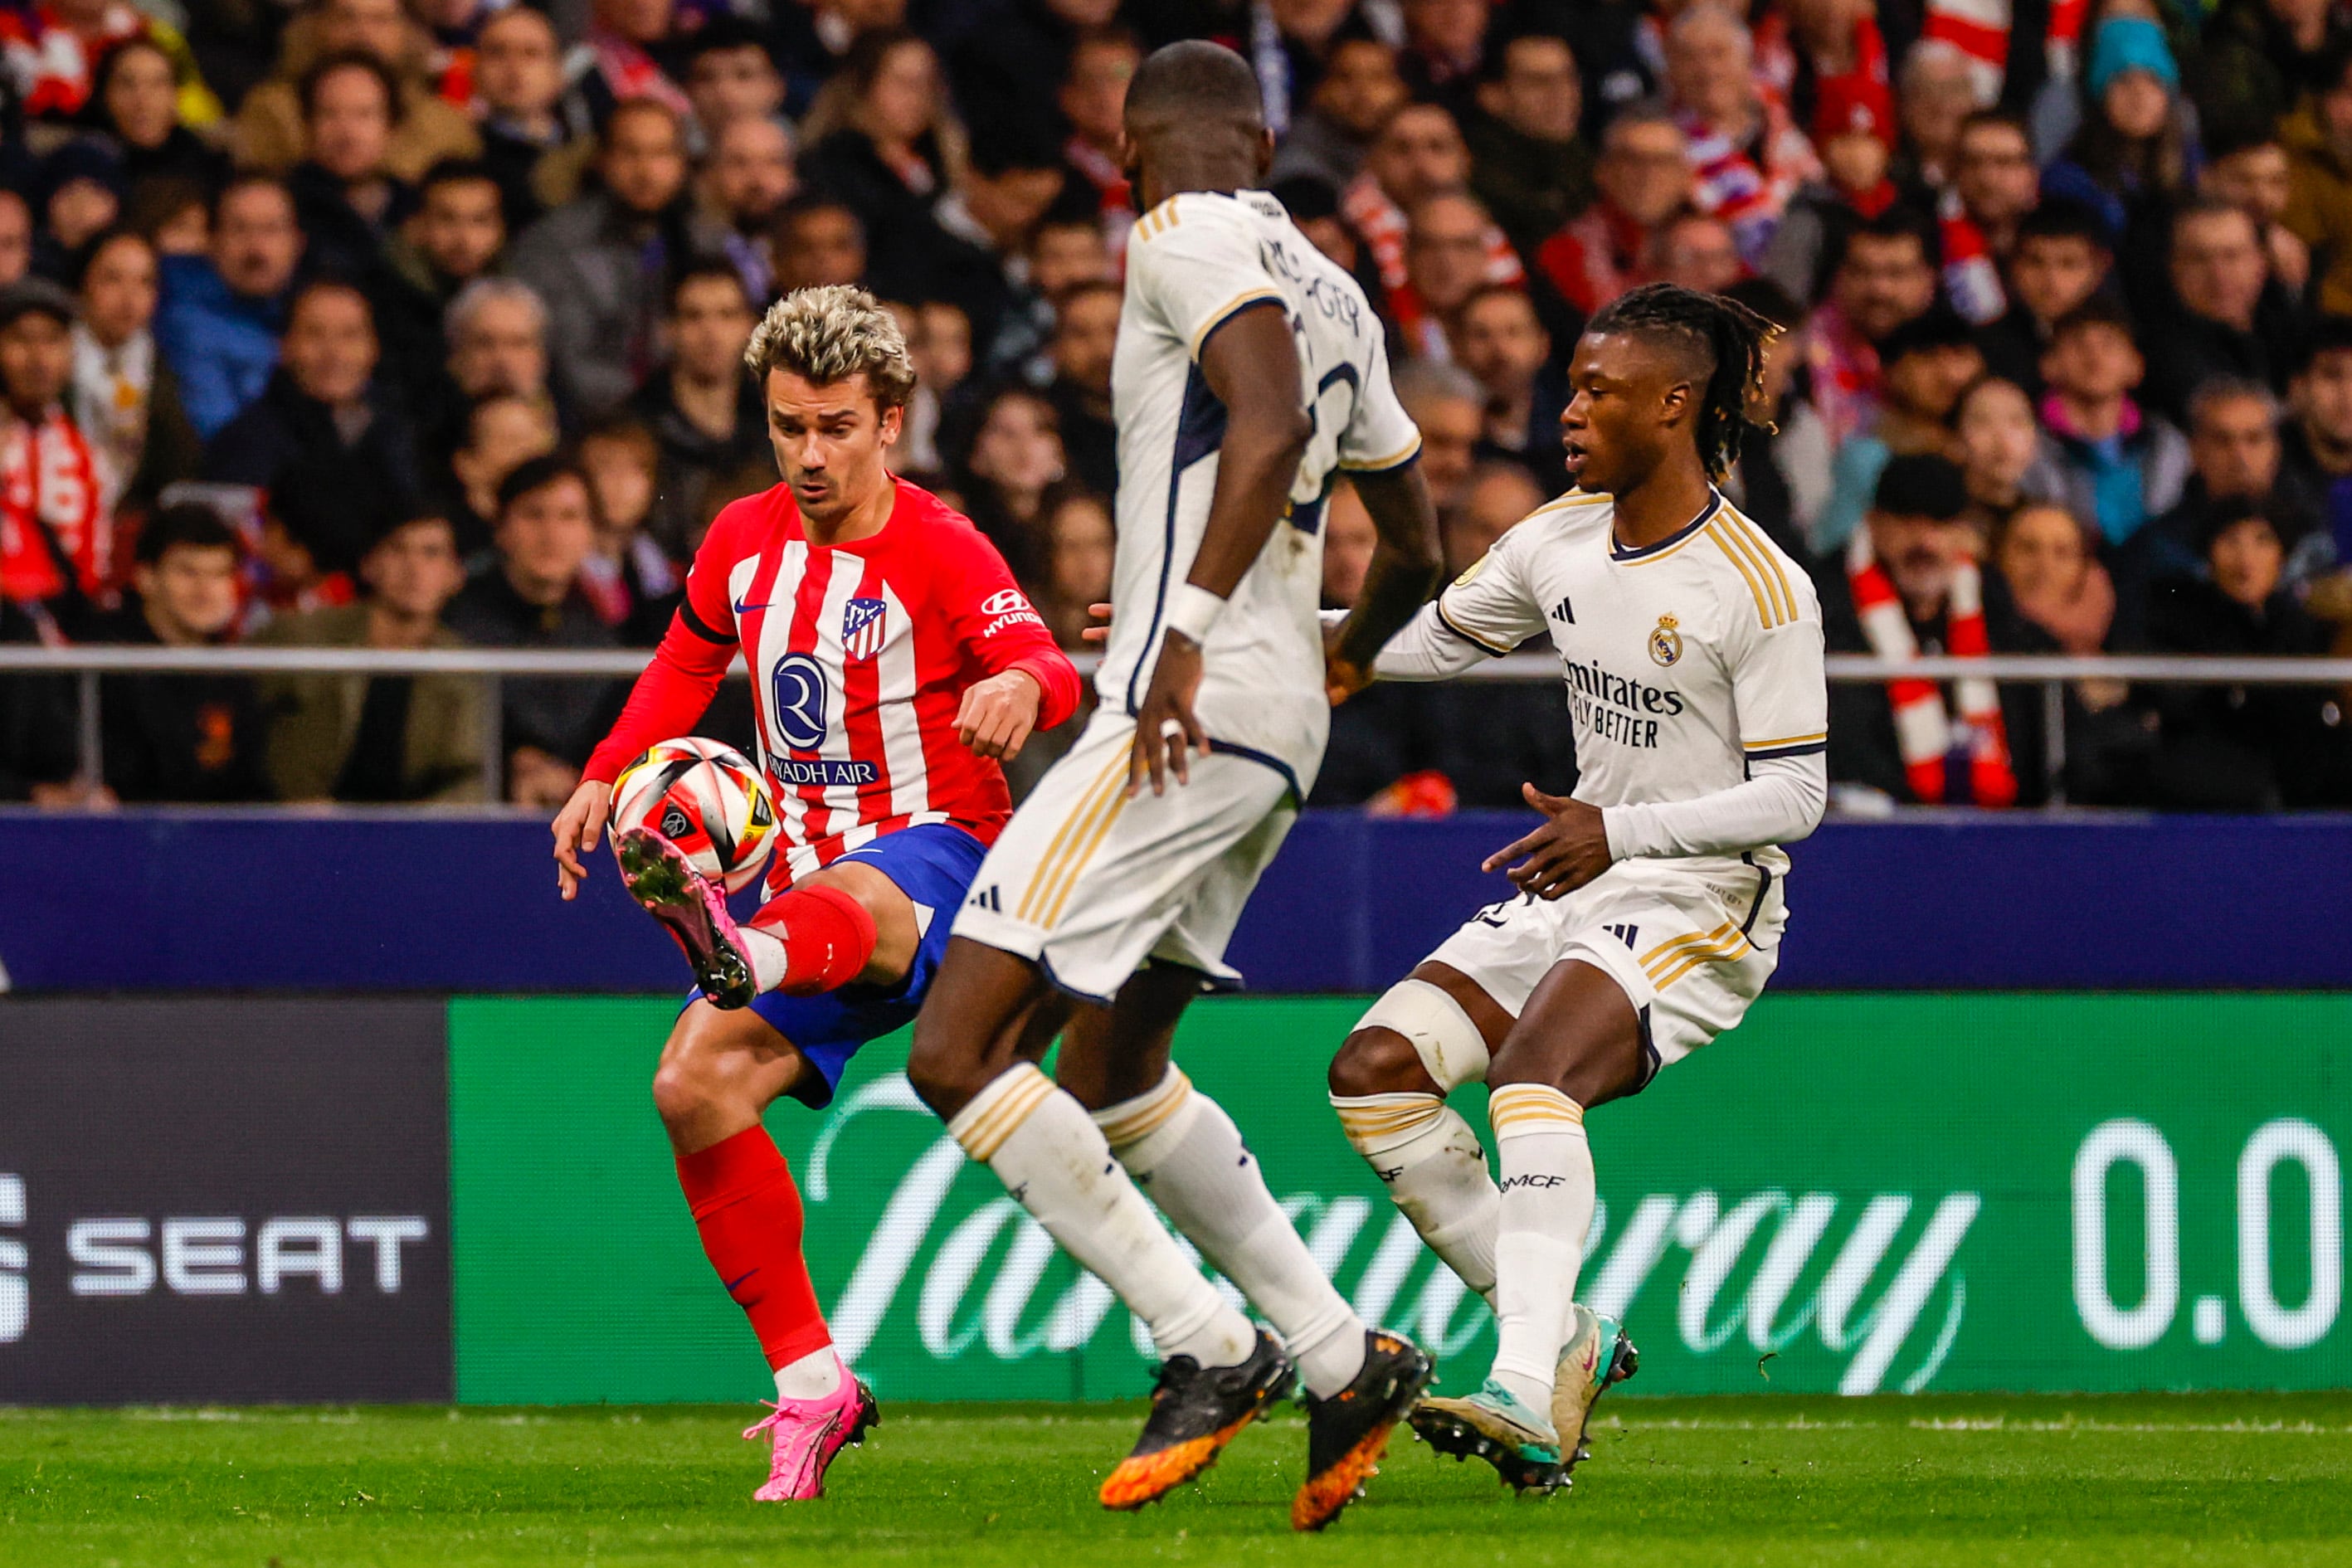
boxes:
[842,596,888,660]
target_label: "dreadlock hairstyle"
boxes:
[1585,282,1780,482]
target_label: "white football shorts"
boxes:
[1417,856,1787,1091]
[951,709,1298,1002]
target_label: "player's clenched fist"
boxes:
[955,669,1044,761]
[551,777,614,901]
[1483,782,1611,898]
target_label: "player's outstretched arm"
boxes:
[1325,462,1441,702]
[1128,303,1312,795]
[553,778,613,900]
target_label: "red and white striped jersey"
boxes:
[585,479,1081,890]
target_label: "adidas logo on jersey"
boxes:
[1551,596,1575,624]
[967,885,1002,913]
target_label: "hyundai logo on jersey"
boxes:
[772,654,828,751]
[842,597,889,660]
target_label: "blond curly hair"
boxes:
[744,285,918,410]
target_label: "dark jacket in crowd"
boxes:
[1463,117,1595,262]
[2140,285,2306,426]
[255,604,489,802]
[626,369,770,563]
[441,563,624,767]
[200,368,423,568]
[86,605,270,803]
[2141,577,2352,808]
[0,601,77,799]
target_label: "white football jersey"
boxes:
[1434,489,1828,876]
[1096,187,1421,791]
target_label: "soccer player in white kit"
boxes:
[1323,284,1829,1493]
[905,41,1445,1531]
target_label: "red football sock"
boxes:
[675,1126,832,1371]
[747,884,877,996]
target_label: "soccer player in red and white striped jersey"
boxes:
[548,286,1079,1502]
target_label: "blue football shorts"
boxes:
[684,821,989,1107]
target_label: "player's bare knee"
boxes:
[905,1020,982,1119]
[650,1053,721,1135]
[1328,1027,1437,1099]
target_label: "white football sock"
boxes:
[772,1346,844,1402]
[950,1063,1254,1370]
[1098,1067,1366,1399]
[736,926,786,994]
[1332,1091,1500,1307]
[1486,1084,1595,1424]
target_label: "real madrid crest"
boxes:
[1648,612,1683,667]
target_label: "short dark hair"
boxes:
[137,502,241,565]
[2171,192,2258,246]
[1879,307,1979,364]
[2197,493,2284,556]
[287,275,374,329]
[2015,197,2111,251]
[417,157,499,200]
[1834,205,1938,271]
[1124,39,1262,129]
[212,172,291,225]
[1722,275,1805,332]
[70,225,152,292]
[683,15,777,66]
[2293,314,2352,377]
[299,49,402,126]
[496,454,594,519]
[1957,109,2032,147]
[666,257,753,315]
[1872,453,1970,522]
[1270,174,1342,225]
[2050,295,2136,343]
[774,192,863,243]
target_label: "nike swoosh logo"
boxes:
[725,1269,758,1294]
[733,600,777,616]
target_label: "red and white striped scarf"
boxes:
[1922,0,2088,105]
[1846,527,2017,806]
[1,410,106,608]
[1678,93,1822,266]
[1939,188,2005,324]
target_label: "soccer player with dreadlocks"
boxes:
[1320,282,1830,1493]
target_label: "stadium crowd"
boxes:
[1,0,2350,811]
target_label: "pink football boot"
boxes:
[614,826,758,1009]
[742,1367,881,1502]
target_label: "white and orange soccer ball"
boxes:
[610,738,777,894]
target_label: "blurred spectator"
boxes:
[897,297,970,476]
[1941,111,2042,326]
[1892,42,1975,195]
[233,0,480,182]
[377,158,505,401]
[256,511,485,801]
[1444,459,1545,577]
[2025,299,2189,548]
[2279,318,2352,546]
[1035,483,1112,648]
[35,141,132,269]
[772,195,867,295]
[802,31,957,284]
[1824,453,2050,806]
[1400,0,1488,114]
[582,0,693,125]
[509,99,723,420]
[156,176,304,439]
[1814,309,1984,553]
[2194,0,2349,145]
[1271,174,1361,275]
[89,502,269,802]
[2125,381,2299,640]
[0,0,219,126]
[2145,198,2301,423]
[950,0,1113,165]
[71,228,200,519]
[289,51,410,289]
[446,391,558,548]
[85,36,229,200]
[2286,41,2352,316]
[1346,102,1523,308]
[1312,476,1441,807]
[683,17,786,143]
[0,597,84,802]
[1804,206,1938,446]
[2143,497,2352,807]
[0,193,32,289]
[443,276,550,410]
[1270,34,1405,192]
[1057,27,1140,249]
[957,385,1064,587]
[702,116,797,299]
[1537,105,1688,317]
[576,416,679,641]
[1,277,110,630]
[1395,190,1502,361]
[1996,502,2116,657]
[1040,278,1118,496]
[1464,32,1594,260]
[1952,373,2050,543]
[202,281,422,558]
[1721,274,1829,559]
[1394,359,1483,514]
[443,454,622,806]
[630,261,763,562]
[1975,198,2113,397]
[989,212,1111,383]
[470,5,590,231]
[2042,17,2194,273]
[1650,211,1744,295]
[1456,283,1564,493]
[1666,2,1820,265]
[910,132,1068,361]
[2203,127,2311,299]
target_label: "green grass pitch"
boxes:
[7,1393,2352,1566]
